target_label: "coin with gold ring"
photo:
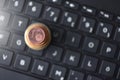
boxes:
[24,23,51,50]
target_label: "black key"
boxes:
[82,37,99,53]
[0,0,6,7]
[61,12,78,28]
[25,1,42,17]
[68,70,84,80]
[87,75,102,80]
[81,55,98,71]
[116,16,120,23]
[0,49,13,65]
[28,48,43,56]
[0,12,10,27]
[10,34,26,51]
[0,68,40,80]
[51,27,64,42]
[96,22,113,38]
[45,45,63,61]
[98,11,113,20]
[65,31,81,47]
[79,17,96,33]
[47,0,62,5]
[100,43,117,58]
[114,27,120,42]
[63,50,80,66]
[0,30,10,45]
[49,65,66,80]
[31,60,49,76]
[14,55,31,71]
[117,68,120,79]
[99,61,116,77]
[43,6,60,22]
[8,0,25,12]
[118,51,120,60]
[11,15,29,32]
[81,5,96,15]
[64,1,79,9]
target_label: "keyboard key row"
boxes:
[0,28,118,59]
[5,0,120,24]
[10,14,120,42]
[0,10,120,42]
[0,27,119,60]
[0,48,117,79]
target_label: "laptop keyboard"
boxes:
[0,0,120,80]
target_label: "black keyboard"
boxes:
[0,0,120,80]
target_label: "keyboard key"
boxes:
[10,34,26,51]
[47,0,62,5]
[81,5,96,15]
[25,1,42,17]
[116,16,120,23]
[63,50,80,66]
[14,54,31,71]
[31,60,49,76]
[99,61,116,77]
[11,15,29,32]
[82,37,99,53]
[0,12,10,27]
[28,48,43,56]
[49,65,66,80]
[0,68,40,80]
[0,49,13,65]
[100,42,117,58]
[8,0,25,12]
[81,55,98,71]
[98,11,113,20]
[51,27,64,42]
[0,30,10,45]
[64,1,79,9]
[67,70,84,80]
[79,17,96,33]
[65,31,81,47]
[87,75,102,80]
[0,0,6,7]
[61,12,78,28]
[96,22,113,38]
[117,68,120,79]
[45,45,63,61]
[43,6,60,22]
[114,27,120,42]
[118,51,120,60]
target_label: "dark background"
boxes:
[79,0,120,15]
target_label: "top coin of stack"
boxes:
[24,23,51,51]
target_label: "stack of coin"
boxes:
[24,23,51,50]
